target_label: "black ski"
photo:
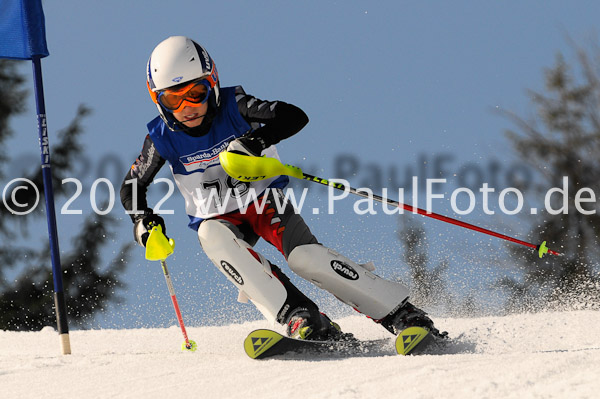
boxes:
[243,329,390,359]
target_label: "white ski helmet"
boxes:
[146,36,220,130]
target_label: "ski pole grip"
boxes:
[145,225,175,261]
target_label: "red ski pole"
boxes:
[302,173,562,258]
[159,258,197,351]
[146,224,197,352]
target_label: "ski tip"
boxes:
[243,329,284,359]
[395,326,432,356]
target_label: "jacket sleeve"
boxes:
[234,86,309,147]
[120,134,166,222]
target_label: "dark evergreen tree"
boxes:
[499,44,600,311]
[0,59,132,330]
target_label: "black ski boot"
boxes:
[379,301,447,339]
[285,307,354,342]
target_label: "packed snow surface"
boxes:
[2,311,599,399]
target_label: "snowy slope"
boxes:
[1,311,599,399]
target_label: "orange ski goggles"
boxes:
[149,79,211,113]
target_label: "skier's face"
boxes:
[173,102,208,128]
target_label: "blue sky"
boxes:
[6,1,600,328]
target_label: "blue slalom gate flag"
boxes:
[0,1,71,355]
[0,0,49,60]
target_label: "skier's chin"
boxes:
[181,113,205,127]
